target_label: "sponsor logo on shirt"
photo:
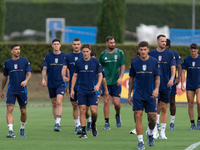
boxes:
[142,65,147,71]
[115,55,117,59]
[105,57,107,60]
[14,64,18,69]
[85,65,88,70]
[158,56,162,61]
[75,57,78,61]
[55,58,58,63]
[192,61,195,67]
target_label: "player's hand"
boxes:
[94,85,99,92]
[181,84,185,91]
[21,80,27,87]
[63,77,69,82]
[70,90,75,99]
[104,89,109,97]
[42,79,46,87]
[0,91,4,99]
[128,95,132,105]
[152,88,159,99]
[65,87,69,95]
[117,77,122,86]
[167,79,173,87]
[175,78,180,85]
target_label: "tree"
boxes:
[0,0,6,42]
[96,0,126,43]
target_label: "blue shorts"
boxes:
[6,92,28,106]
[158,89,170,103]
[48,84,65,98]
[101,84,121,97]
[132,98,157,113]
[170,85,177,96]
[77,91,98,106]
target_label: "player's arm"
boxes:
[167,65,176,87]
[117,64,125,86]
[128,76,135,105]
[0,75,8,99]
[42,66,47,87]
[181,69,186,91]
[102,77,109,96]
[70,73,77,99]
[21,72,32,87]
[62,65,69,83]
[152,75,160,99]
[175,64,182,85]
[94,72,103,92]
[65,69,70,95]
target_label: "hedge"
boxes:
[5,2,200,41]
[0,43,193,72]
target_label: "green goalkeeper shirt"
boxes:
[100,48,126,85]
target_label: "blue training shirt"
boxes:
[129,56,160,100]
[74,57,103,92]
[182,55,200,90]
[3,57,32,94]
[63,52,83,91]
[149,49,176,90]
[42,51,66,88]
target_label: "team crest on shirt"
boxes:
[114,55,117,59]
[55,58,58,63]
[75,57,78,61]
[158,56,162,61]
[142,65,147,71]
[85,65,88,70]
[14,64,18,69]
[192,61,195,67]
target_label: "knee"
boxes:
[161,106,167,113]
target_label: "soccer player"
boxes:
[70,44,103,138]
[100,36,126,130]
[181,43,200,130]
[42,39,68,132]
[128,41,160,149]
[166,39,182,130]
[62,38,86,134]
[149,34,176,139]
[0,44,32,138]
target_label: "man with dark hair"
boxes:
[100,36,126,130]
[148,34,176,139]
[70,44,103,138]
[128,41,160,149]
[42,39,68,132]
[165,39,182,130]
[1,44,32,138]
[181,43,200,130]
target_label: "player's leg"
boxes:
[70,90,81,134]
[170,85,176,130]
[186,90,196,130]
[6,93,16,138]
[156,100,161,130]
[86,106,92,131]
[160,101,168,139]
[195,88,200,129]
[147,112,157,147]
[48,88,57,120]
[112,85,122,128]
[19,105,27,137]
[130,112,137,134]
[54,94,63,132]
[102,85,111,130]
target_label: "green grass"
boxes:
[0,101,199,150]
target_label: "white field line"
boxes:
[185,141,200,150]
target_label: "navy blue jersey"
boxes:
[3,57,32,94]
[129,56,160,100]
[170,50,182,66]
[129,56,139,77]
[42,51,66,88]
[182,55,200,90]
[63,52,83,91]
[149,49,176,90]
[95,65,105,84]
[74,57,103,92]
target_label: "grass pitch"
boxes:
[0,100,199,150]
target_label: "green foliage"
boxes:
[96,0,126,43]
[0,43,193,72]
[0,0,6,41]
